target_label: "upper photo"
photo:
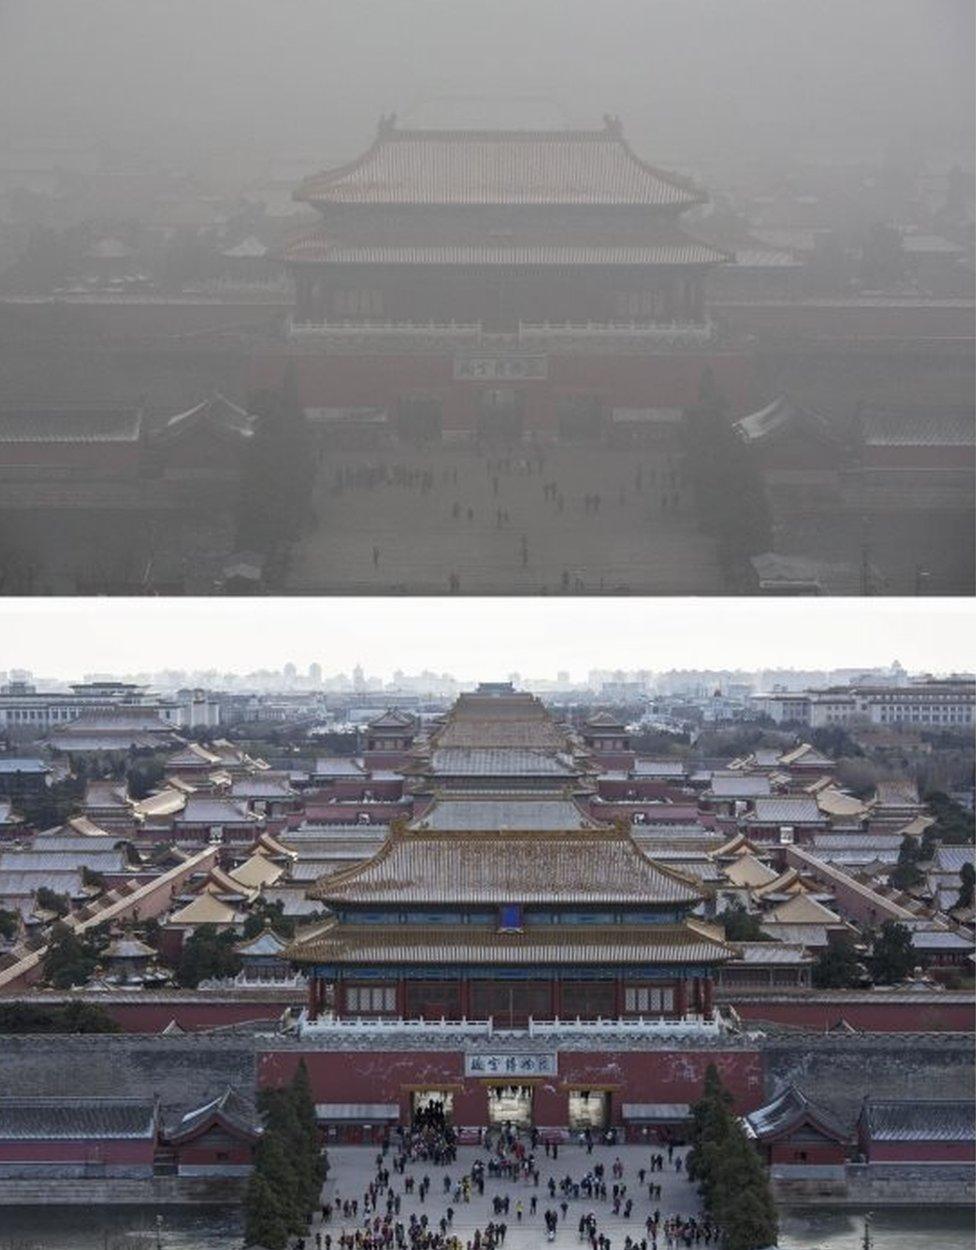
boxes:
[0,0,972,596]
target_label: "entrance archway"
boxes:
[487,1084,533,1128]
[411,1090,454,1127]
[477,388,524,442]
[568,1089,610,1130]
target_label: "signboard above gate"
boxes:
[465,1053,557,1077]
[453,354,548,381]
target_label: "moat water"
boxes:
[0,1205,972,1249]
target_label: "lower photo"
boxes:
[0,597,972,1250]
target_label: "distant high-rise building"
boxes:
[308,662,323,686]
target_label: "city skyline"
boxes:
[2,598,973,680]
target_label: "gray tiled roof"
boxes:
[0,1098,156,1140]
[862,1100,974,1142]
[0,758,50,774]
[933,847,975,873]
[745,1085,847,1141]
[0,849,128,873]
[430,748,575,776]
[709,775,772,798]
[750,797,825,824]
[409,797,602,831]
[174,798,256,824]
[0,408,142,444]
[859,409,975,448]
[295,124,704,209]
[286,239,729,266]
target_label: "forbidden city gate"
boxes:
[487,1084,534,1128]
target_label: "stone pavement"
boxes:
[284,443,724,595]
[307,1141,705,1249]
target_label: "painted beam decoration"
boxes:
[465,1053,557,1077]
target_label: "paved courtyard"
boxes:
[284,443,725,595]
[312,1141,705,1249]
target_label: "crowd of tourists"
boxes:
[290,1110,722,1250]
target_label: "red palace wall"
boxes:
[249,349,759,434]
[866,1141,975,1164]
[259,1047,764,1128]
[769,1141,846,1165]
[0,1140,154,1165]
[727,997,974,1033]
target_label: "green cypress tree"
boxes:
[243,1169,288,1250]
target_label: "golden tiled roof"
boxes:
[287,918,732,967]
[307,823,701,906]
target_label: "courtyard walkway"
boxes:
[284,443,724,595]
[301,1140,708,1249]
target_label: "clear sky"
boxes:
[1,598,972,681]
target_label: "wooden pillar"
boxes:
[552,978,562,1021]
[674,977,686,1019]
[613,976,624,1019]
[703,976,713,1018]
[692,976,703,1014]
[396,978,406,1019]
[306,974,318,1021]
[459,977,470,1021]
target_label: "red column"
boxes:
[459,978,470,1020]
[613,977,624,1019]
[306,975,318,1021]
[703,976,713,1018]
[692,977,703,1014]
[674,978,686,1019]
[552,979,562,1021]
[396,979,406,1018]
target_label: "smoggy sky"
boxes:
[1,599,972,680]
[1,0,972,169]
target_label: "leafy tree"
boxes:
[812,931,863,988]
[241,897,296,940]
[81,866,106,890]
[35,887,70,918]
[955,862,975,911]
[237,374,316,558]
[0,908,19,941]
[682,370,772,571]
[125,754,166,801]
[18,775,85,833]
[890,836,924,891]
[923,791,975,847]
[721,902,769,943]
[43,923,101,988]
[809,725,864,760]
[870,920,916,984]
[175,924,243,988]
[0,1001,120,1033]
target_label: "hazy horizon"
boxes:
[2,0,972,173]
[2,599,973,681]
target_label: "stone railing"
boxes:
[295,1011,725,1040]
[287,319,484,351]
[527,1012,724,1038]
[518,320,714,352]
[296,1011,494,1038]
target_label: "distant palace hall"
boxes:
[288,687,730,1032]
[254,116,754,439]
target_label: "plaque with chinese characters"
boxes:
[453,354,549,381]
[464,1053,557,1077]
